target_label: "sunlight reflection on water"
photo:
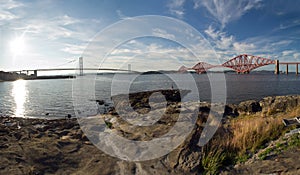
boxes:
[12,79,27,117]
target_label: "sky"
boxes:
[1,0,300,72]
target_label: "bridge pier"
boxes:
[34,70,37,77]
[275,60,279,74]
[275,61,300,75]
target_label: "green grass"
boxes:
[104,121,113,129]
[258,133,300,160]
[201,144,227,175]
[258,148,273,160]
[236,153,251,163]
[287,133,300,147]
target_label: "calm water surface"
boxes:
[0,73,299,118]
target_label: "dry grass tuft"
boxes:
[199,105,300,173]
[229,106,300,154]
[230,115,284,153]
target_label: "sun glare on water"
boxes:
[12,79,27,117]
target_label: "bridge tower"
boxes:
[79,57,83,76]
[275,60,279,74]
[128,64,131,72]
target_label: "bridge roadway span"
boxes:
[20,68,134,72]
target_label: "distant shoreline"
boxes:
[0,75,75,82]
[1,70,299,82]
[31,75,75,80]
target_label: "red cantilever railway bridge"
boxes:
[179,54,300,74]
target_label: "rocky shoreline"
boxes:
[1,90,300,174]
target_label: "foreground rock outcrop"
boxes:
[224,95,300,116]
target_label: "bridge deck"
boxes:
[279,62,300,64]
[9,68,139,73]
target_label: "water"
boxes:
[0,73,299,118]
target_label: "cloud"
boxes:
[205,26,234,50]
[4,1,101,43]
[282,50,295,56]
[193,0,201,9]
[4,7,102,68]
[205,25,298,63]
[13,15,98,42]
[20,20,77,40]
[270,40,293,47]
[293,53,300,59]
[195,0,262,28]
[0,0,24,22]
[233,42,255,52]
[278,19,300,30]
[102,39,201,70]
[0,10,18,21]
[167,0,185,19]
[56,15,80,26]
[116,10,130,20]
[1,0,24,9]
[218,35,233,50]
[204,25,220,39]
[61,43,87,55]
[281,50,300,60]
[152,28,176,40]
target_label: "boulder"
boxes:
[260,95,300,114]
[237,100,262,115]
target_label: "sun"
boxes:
[10,36,26,55]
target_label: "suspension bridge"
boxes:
[9,57,138,77]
